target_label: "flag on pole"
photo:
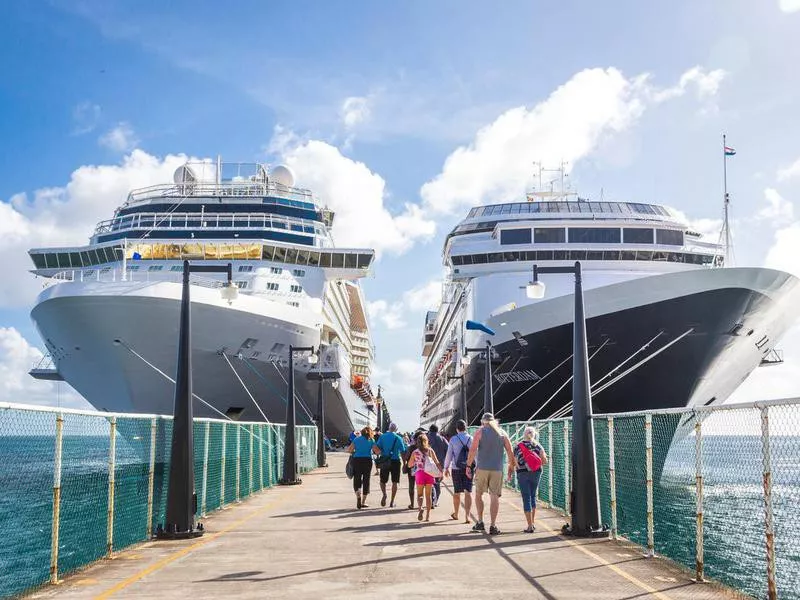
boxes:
[724,146,736,156]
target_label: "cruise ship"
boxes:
[420,174,800,433]
[28,159,379,439]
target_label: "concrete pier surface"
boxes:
[32,454,743,600]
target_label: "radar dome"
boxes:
[173,165,197,184]
[270,165,295,188]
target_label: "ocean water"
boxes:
[1,429,796,599]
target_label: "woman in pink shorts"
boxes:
[406,433,442,522]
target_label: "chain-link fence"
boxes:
[0,402,318,599]
[491,397,800,600]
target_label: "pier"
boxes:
[28,454,738,600]
[3,399,798,600]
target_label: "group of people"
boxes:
[345,412,548,534]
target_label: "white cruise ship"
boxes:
[28,159,379,439]
[420,173,800,433]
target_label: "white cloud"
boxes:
[270,133,435,256]
[372,358,424,430]
[757,188,795,225]
[367,299,406,330]
[99,122,140,152]
[779,0,800,13]
[777,156,800,181]
[72,101,101,135]
[652,66,726,102]
[0,150,191,307]
[341,96,371,129]
[0,327,86,407]
[366,279,441,330]
[765,221,800,277]
[419,65,727,216]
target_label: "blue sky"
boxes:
[1,1,800,429]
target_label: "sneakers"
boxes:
[471,520,485,532]
[523,525,535,533]
[489,525,500,535]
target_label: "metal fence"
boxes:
[493,397,800,600]
[0,402,317,599]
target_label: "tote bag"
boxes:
[423,453,442,478]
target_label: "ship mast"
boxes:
[719,134,735,266]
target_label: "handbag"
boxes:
[376,435,398,468]
[423,452,442,478]
[518,442,542,472]
[345,455,354,479]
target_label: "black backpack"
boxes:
[454,434,470,470]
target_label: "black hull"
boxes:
[422,287,769,435]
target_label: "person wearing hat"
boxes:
[465,412,515,535]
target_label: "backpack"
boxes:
[454,434,470,470]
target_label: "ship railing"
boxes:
[93,212,323,236]
[480,396,800,600]
[30,352,57,372]
[41,268,233,289]
[0,401,319,599]
[124,181,318,207]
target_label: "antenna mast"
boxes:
[720,134,734,266]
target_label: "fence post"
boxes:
[267,426,274,486]
[235,425,241,502]
[607,416,617,540]
[760,405,777,600]
[220,422,227,507]
[694,413,704,582]
[146,418,156,538]
[249,424,254,495]
[547,422,553,507]
[645,413,654,558]
[259,424,265,490]
[563,422,569,515]
[201,421,210,517]
[50,412,64,584]
[106,416,117,557]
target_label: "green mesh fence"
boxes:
[495,398,800,600]
[0,403,317,599]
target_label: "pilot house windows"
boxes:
[656,229,684,246]
[568,228,621,244]
[499,228,532,245]
[623,228,654,244]
[533,228,566,243]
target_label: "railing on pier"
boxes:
[491,397,800,600]
[0,402,317,599]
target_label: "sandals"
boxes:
[418,508,424,521]
[450,513,459,521]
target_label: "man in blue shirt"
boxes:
[376,423,407,508]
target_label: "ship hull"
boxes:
[31,280,372,440]
[422,267,800,433]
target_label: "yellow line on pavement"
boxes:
[94,491,292,599]
[501,497,673,600]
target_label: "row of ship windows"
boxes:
[30,242,373,271]
[499,227,683,246]
[450,249,721,266]
[125,264,307,278]
[468,201,670,218]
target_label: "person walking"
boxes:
[403,428,425,509]
[443,419,473,524]
[346,426,380,509]
[406,433,442,522]
[465,413,515,535]
[373,430,383,476]
[376,423,406,507]
[515,426,548,532]
[427,424,449,507]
